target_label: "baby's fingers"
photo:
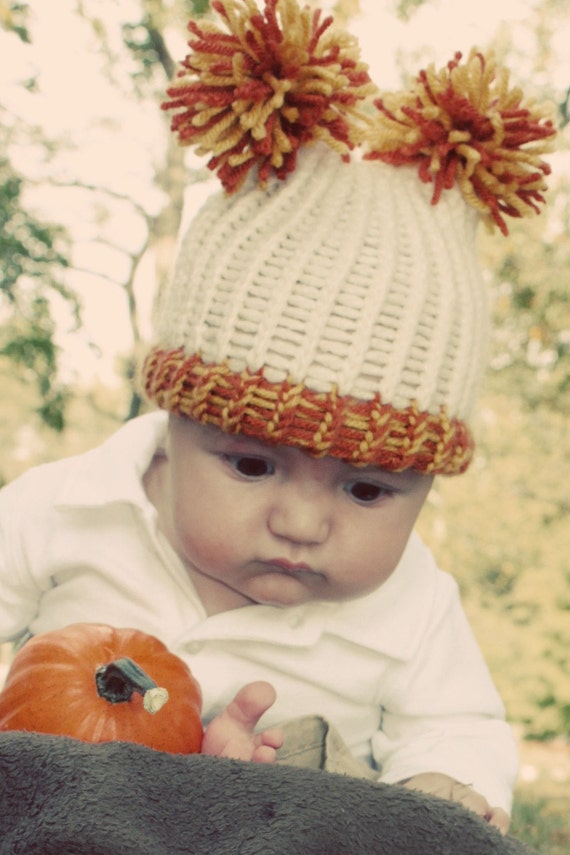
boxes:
[400,774,510,836]
[250,726,284,764]
[450,783,510,835]
[258,726,284,750]
[485,806,511,835]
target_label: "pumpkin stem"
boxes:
[95,657,169,714]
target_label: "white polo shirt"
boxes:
[0,412,518,809]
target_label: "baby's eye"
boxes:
[345,481,389,504]
[226,455,275,479]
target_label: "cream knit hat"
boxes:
[143,0,555,475]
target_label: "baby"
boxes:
[0,0,555,835]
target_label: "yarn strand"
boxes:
[365,50,556,233]
[163,0,376,193]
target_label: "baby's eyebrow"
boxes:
[341,462,426,487]
[213,434,274,455]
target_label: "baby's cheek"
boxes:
[181,529,220,563]
[337,542,404,596]
[191,522,246,570]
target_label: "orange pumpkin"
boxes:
[0,623,203,754]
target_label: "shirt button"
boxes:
[288,614,302,628]
[186,641,203,654]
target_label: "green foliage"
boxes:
[189,0,211,13]
[511,791,570,855]
[418,395,570,740]
[0,162,68,292]
[122,20,164,79]
[481,204,570,415]
[0,158,76,431]
[121,0,212,86]
[0,370,127,485]
[0,1,31,43]
[393,0,429,20]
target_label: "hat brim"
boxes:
[142,348,473,475]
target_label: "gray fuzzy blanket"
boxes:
[0,731,539,855]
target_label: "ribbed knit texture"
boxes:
[143,145,487,473]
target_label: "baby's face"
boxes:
[159,417,433,612]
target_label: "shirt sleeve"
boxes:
[370,574,518,813]
[0,471,53,642]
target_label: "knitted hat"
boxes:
[143,0,555,475]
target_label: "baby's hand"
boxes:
[201,681,283,764]
[399,772,510,834]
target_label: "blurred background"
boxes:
[0,1,568,850]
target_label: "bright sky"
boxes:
[356,0,524,81]
[1,0,568,387]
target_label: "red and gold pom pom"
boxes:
[364,50,557,233]
[162,0,376,193]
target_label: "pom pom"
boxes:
[364,50,557,234]
[163,0,376,193]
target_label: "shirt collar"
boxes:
[54,411,168,510]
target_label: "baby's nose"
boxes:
[267,487,330,545]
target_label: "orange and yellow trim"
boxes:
[142,348,474,475]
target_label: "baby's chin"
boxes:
[244,571,378,609]
[243,568,328,608]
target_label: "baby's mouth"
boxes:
[267,558,312,573]
[260,558,324,580]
